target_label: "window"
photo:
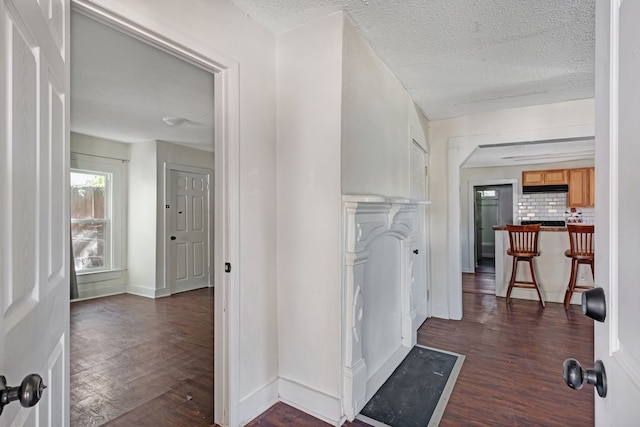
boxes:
[478,190,497,199]
[71,171,111,272]
[70,153,125,277]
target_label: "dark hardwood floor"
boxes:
[71,276,593,426]
[248,274,594,426]
[420,293,593,426]
[463,257,496,295]
[70,288,214,426]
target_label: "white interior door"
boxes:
[409,139,429,322]
[169,168,211,294]
[594,0,640,424]
[0,0,69,425]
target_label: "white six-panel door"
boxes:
[594,0,640,424]
[169,168,211,294]
[0,0,69,425]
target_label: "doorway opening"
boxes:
[462,179,518,296]
[69,1,238,424]
[472,184,514,274]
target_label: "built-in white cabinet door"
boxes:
[409,139,429,322]
[0,0,70,425]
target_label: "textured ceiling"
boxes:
[230,0,595,120]
[71,11,215,151]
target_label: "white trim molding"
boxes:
[238,379,279,426]
[279,378,344,426]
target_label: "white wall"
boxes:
[127,141,158,296]
[276,12,344,421]
[88,1,279,420]
[276,13,431,423]
[428,98,595,319]
[71,132,130,160]
[341,17,429,197]
[460,159,595,272]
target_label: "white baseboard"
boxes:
[278,378,343,426]
[239,378,279,426]
[125,285,157,298]
[171,283,210,294]
[431,303,451,319]
[74,283,212,301]
[73,284,126,301]
[499,288,581,305]
[155,287,171,298]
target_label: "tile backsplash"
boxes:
[517,193,595,224]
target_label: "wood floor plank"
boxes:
[70,288,214,426]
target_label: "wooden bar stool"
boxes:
[563,224,595,309]
[506,224,545,307]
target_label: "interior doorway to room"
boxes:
[473,184,513,273]
[69,7,218,425]
[463,183,513,296]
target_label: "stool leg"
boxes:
[529,257,545,308]
[506,256,518,304]
[564,258,578,310]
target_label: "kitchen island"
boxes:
[493,225,594,305]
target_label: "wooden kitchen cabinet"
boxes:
[568,168,595,208]
[522,169,568,185]
[589,167,595,207]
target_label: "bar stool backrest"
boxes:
[506,224,541,255]
[567,224,595,258]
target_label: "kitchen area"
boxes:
[493,167,595,305]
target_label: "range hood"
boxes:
[522,184,569,194]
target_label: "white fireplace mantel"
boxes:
[341,194,430,421]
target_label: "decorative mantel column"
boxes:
[341,195,430,421]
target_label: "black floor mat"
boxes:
[359,346,464,427]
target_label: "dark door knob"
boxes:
[582,287,606,322]
[413,249,419,254]
[563,359,607,398]
[170,236,176,240]
[0,374,47,415]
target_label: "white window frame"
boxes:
[71,169,112,272]
[71,153,126,281]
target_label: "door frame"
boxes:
[466,179,518,273]
[71,1,239,425]
[163,163,214,294]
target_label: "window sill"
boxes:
[76,269,124,284]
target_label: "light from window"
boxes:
[480,190,497,198]
[71,171,110,272]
